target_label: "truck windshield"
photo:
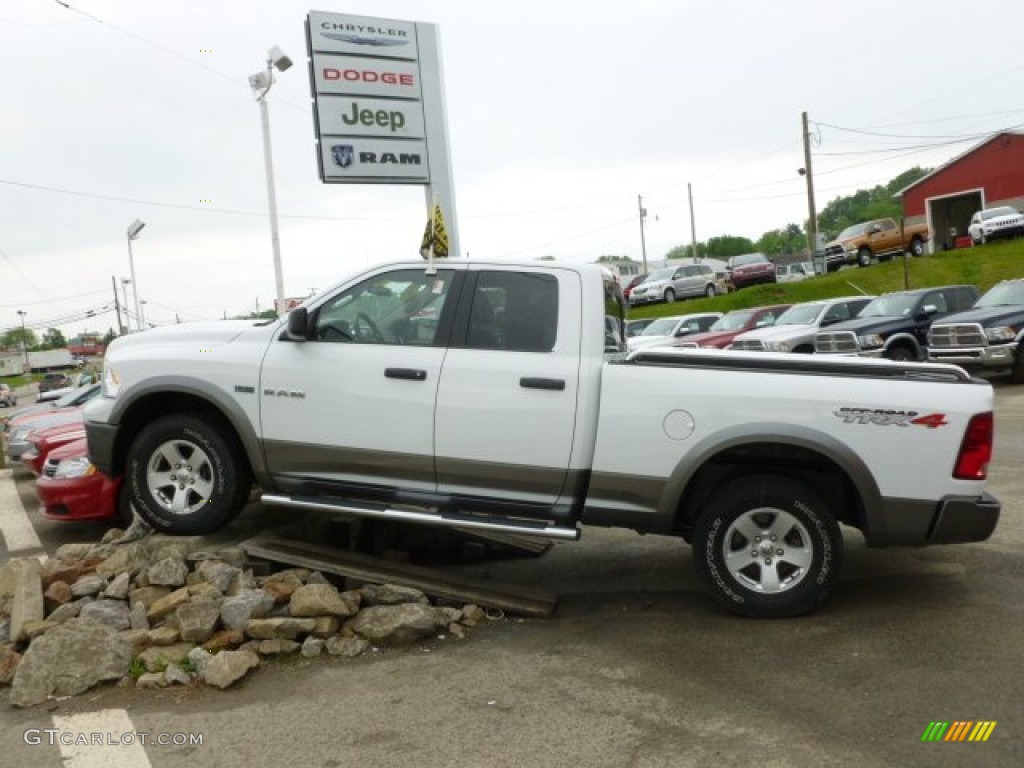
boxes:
[858,295,919,318]
[837,223,869,240]
[775,304,824,325]
[710,311,754,331]
[976,281,1024,307]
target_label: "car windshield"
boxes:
[858,294,919,318]
[775,304,825,325]
[647,268,674,282]
[54,384,97,408]
[710,311,754,331]
[975,281,1024,307]
[837,223,869,240]
[641,318,679,336]
[981,207,1018,220]
[731,254,765,267]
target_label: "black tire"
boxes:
[115,483,135,528]
[909,237,925,257]
[126,413,250,535]
[1011,343,1024,385]
[664,288,676,303]
[693,474,842,618]
[857,247,873,268]
[705,284,716,298]
[885,345,915,362]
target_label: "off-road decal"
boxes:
[834,407,948,428]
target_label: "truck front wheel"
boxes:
[693,474,842,618]
[126,413,250,535]
[857,247,873,267]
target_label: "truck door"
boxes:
[258,266,459,493]
[434,268,581,509]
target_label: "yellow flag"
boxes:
[419,203,449,259]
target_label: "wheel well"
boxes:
[111,393,247,478]
[673,442,863,538]
[793,344,814,354]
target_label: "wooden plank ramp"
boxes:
[239,534,558,619]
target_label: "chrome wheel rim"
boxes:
[722,507,813,593]
[146,438,216,516]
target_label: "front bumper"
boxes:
[864,492,1001,547]
[929,343,1017,369]
[36,472,121,522]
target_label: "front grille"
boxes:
[731,339,765,351]
[929,323,986,348]
[816,331,859,353]
[676,342,699,349]
[824,244,845,257]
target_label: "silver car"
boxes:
[629,264,720,305]
[0,383,16,407]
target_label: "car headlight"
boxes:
[985,326,1017,342]
[858,334,884,348]
[102,364,122,398]
[11,428,30,441]
[54,456,97,479]
[765,341,792,352]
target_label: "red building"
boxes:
[899,131,1024,251]
[68,333,106,358]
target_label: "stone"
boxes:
[201,650,259,689]
[264,568,310,586]
[80,600,131,631]
[202,628,245,652]
[257,638,300,655]
[311,616,340,638]
[53,543,94,561]
[147,626,180,646]
[40,557,103,589]
[226,570,257,597]
[220,589,274,630]
[70,574,107,598]
[9,559,44,644]
[300,637,324,658]
[137,643,195,673]
[163,662,192,686]
[130,601,150,631]
[245,618,316,640]
[176,601,221,643]
[437,606,463,624]
[47,597,91,625]
[325,635,369,658]
[129,586,171,610]
[9,619,133,707]
[147,557,188,588]
[103,572,132,600]
[0,645,22,685]
[147,588,190,622]
[100,528,126,544]
[120,630,151,655]
[22,620,60,640]
[43,581,73,608]
[0,618,8,644]
[187,582,223,602]
[196,561,241,593]
[462,604,486,623]
[346,604,445,647]
[136,672,166,688]
[449,623,467,640]
[261,581,296,605]
[187,647,213,678]
[289,584,358,618]
[306,571,331,586]
[215,547,248,569]
[360,584,430,607]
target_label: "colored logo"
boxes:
[921,721,997,742]
[331,144,355,168]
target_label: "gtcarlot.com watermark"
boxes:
[24,729,203,747]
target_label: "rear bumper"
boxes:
[864,492,1001,546]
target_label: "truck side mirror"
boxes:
[918,304,938,319]
[870,224,882,234]
[285,307,310,341]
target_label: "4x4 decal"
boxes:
[834,407,948,428]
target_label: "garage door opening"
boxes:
[927,189,983,251]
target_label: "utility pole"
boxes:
[637,194,648,272]
[800,111,819,271]
[112,275,124,335]
[688,182,699,261]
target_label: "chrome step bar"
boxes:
[260,494,581,541]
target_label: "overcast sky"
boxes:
[3,0,1024,338]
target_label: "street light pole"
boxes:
[121,279,132,330]
[126,219,145,331]
[250,46,292,311]
[16,310,28,373]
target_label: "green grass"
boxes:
[628,240,1024,320]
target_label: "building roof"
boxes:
[895,131,1024,197]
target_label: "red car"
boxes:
[727,253,777,289]
[671,305,792,349]
[35,436,129,523]
[21,418,86,477]
[623,273,648,301]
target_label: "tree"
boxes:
[1,327,38,351]
[665,244,696,261]
[756,224,805,258]
[817,167,931,239]
[40,327,67,350]
[703,235,755,258]
[101,328,119,347]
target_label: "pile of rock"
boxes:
[0,530,488,707]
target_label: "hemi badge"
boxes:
[234,385,256,394]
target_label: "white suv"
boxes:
[968,206,1024,245]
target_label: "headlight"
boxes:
[985,326,1017,342]
[11,428,30,441]
[766,341,792,352]
[102,364,121,398]
[858,334,884,348]
[54,456,97,479]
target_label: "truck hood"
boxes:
[107,320,273,351]
[735,323,816,343]
[680,330,744,348]
[930,306,1024,326]
[821,316,913,336]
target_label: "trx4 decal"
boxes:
[834,408,948,428]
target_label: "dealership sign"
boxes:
[307,11,447,185]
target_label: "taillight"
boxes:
[953,412,994,480]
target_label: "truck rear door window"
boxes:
[466,271,559,352]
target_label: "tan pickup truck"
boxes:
[823,218,929,271]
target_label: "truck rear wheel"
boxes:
[126,413,250,535]
[693,474,842,618]
[857,247,873,267]
[909,237,925,257]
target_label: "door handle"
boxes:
[385,368,427,381]
[520,377,565,391]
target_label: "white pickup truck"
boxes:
[84,261,1001,618]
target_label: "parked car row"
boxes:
[1,383,128,526]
